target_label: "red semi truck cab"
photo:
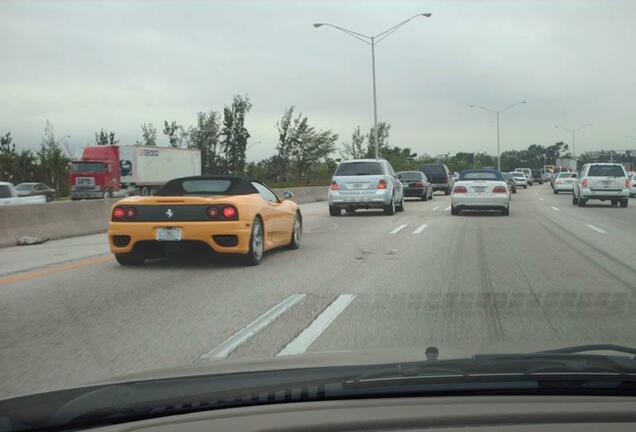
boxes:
[70,146,121,200]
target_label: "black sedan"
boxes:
[15,182,56,202]
[397,171,433,201]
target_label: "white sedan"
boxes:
[510,172,528,189]
[553,172,576,193]
[451,170,510,216]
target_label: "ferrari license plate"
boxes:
[156,227,182,241]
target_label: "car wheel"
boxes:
[553,189,558,194]
[396,194,405,212]
[620,199,629,208]
[444,189,450,196]
[383,195,396,215]
[286,212,302,250]
[451,205,459,216]
[578,197,587,207]
[611,200,618,206]
[115,252,145,266]
[422,191,428,201]
[524,185,527,189]
[501,206,510,216]
[329,205,341,216]
[345,209,355,215]
[242,217,264,266]
[46,194,54,202]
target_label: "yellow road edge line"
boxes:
[0,255,114,286]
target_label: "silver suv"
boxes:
[573,163,630,207]
[328,159,404,216]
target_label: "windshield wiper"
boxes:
[536,344,636,357]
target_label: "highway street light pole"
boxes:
[554,124,592,159]
[469,101,526,171]
[313,13,432,158]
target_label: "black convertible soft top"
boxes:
[156,176,259,196]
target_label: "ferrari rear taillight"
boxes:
[125,207,137,219]
[582,178,589,188]
[330,181,339,191]
[453,185,467,193]
[207,207,219,218]
[112,207,125,219]
[492,186,507,193]
[377,179,387,190]
[222,206,237,219]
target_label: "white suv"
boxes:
[573,163,630,208]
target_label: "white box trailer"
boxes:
[119,146,201,195]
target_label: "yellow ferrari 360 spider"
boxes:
[108,176,302,266]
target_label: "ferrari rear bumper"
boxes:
[108,221,253,255]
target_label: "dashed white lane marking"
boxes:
[551,206,560,212]
[389,224,408,234]
[412,224,429,234]
[585,224,607,234]
[278,294,355,356]
[539,197,545,201]
[200,293,306,360]
[445,206,451,211]
[432,206,440,211]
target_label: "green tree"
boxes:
[95,129,119,145]
[0,131,17,181]
[136,122,157,146]
[38,121,70,193]
[221,95,252,174]
[163,120,183,148]
[340,126,366,159]
[366,122,391,157]
[186,110,222,174]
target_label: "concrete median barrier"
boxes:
[0,186,328,247]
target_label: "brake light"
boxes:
[112,207,125,219]
[453,185,467,193]
[125,207,137,218]
[330,181,339,191]
[492,186,508,193]
[626,179,630,188]
[414,181,424,187]
[222,206,237,219]
[207,207,219,218]
[582,178,589,187]
[377,179,387,189]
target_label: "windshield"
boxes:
[3,1,636,430]
[588,165,626,177]
[71,162,107,173]
[335,161,384,176]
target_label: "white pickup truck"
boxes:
[0,182,47,206]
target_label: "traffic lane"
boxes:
[0,198,439,398]
[306,189,636,357]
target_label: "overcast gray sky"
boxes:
[1,0,635,160]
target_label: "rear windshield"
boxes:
[398,172,421,181]
[558,173,576,178]
[420,165,446,176]
[71,162,107,173]
[0,185,11,199]
[335,162,384,176]
[460,171,503,181]
[181,179,232,194]
[587,165,626,177]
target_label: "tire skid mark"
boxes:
[476,220,505,341]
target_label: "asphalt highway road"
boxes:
[2,184,636,399]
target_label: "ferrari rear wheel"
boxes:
[115,252,145,266]
[287,212,302,250]
[243,217,264,266]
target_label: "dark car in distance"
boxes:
[419,163,454,195]
[397,171,433,201]
[531,169,544,185]
[15,182,56,202]
[502,172,517,193]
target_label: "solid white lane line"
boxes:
[551,206,560,212]
[445,206,451,211]
[278,294,355,356]
[389,224,408,234]
[539,197,545,201]
[412,224,428,234]
[200,294,306,360]
[586,224,607,234]
[432,206,440,211]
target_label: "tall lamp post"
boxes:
[469,101,526,171]
[554,124,592,158]
[313,13,432,158]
